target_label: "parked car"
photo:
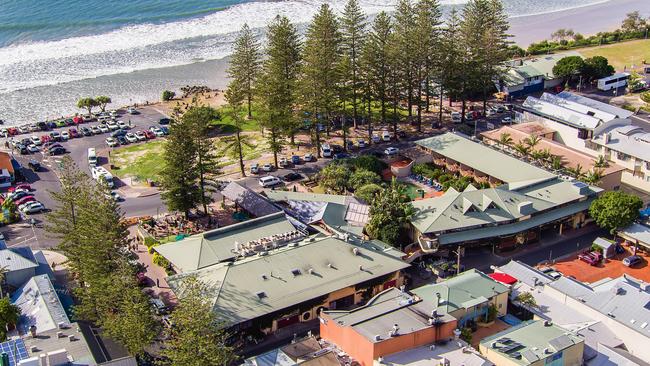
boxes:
[117,120,129,130]
[40,135,52,144]
[30,135,42,146]
[623,255,643,267]
[451,112,462,123]
[125,132,138,143]
[578,252,598,266]
[20,202,44,214]
[60,131,70,141]
[127,107,138,115]
[149,298,168,315]
[9,190,31,201]
[14,195,36,206]
[80,127,92,136]
[49,132,61,142]
[135,131,146,141]
[48,146,66,155]
[384,147,399,156]
[68,128,79,138]
[262,163,273,172]
[371,134,381,144]
[283,172,303,182]
[90,126,101,134]
[98,124,109,133]
[150,126,164,137]
[333,153,349,160]
[291,155,301,165]
[159,126,169,135]
[28,160,41,171]
[250,163,259,174]
[259,175,281,187]
[106,137,118,147]
[304,153,315,162]
[116,135,128,145]
[357,139,366,148]
[159,118,171,125]
[144,130,156,139]
[107,121,120,131]
[9,184,32,192]
[279,157,290,168]
[381,131,391,142]
[27,144,39,153]
[501,116,513,124]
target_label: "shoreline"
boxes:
[1,0,649,124]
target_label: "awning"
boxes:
[489,272,517,285]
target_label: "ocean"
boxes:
[0,0,610,123]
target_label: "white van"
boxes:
[321,143,332,158]
[381,131,391,142]
[259,176,281,187]
[451,112,462,124]
[87,148,97,167]
[91,166,114,188]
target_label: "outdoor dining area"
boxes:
[140,213,215,240]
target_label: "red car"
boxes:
[8,184,32,192]
[14,195,36,206]
[144,130,155,139]
[40,135,52,143]
[72,116,84,124]
[7,128,17,136]
[69,128,79,138]
[578,252,599,266]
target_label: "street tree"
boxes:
[319,164,351,194]
[362,12,393,129]
[414,0,442,128]
[76,97,99,116]
[301,4,342,156]
[161,276,235,366]
[393,0,418,120]
[621,11,647,34]
[341,0,367,129]
[94,96,112,112]
[366,178,414,246]
[223,82,254,176]
[228,24,262,118]
[552,56,585,85]
[589,191,643,234]
[582,56,615,81]
[349,169,381,190]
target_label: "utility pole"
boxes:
[452,246,464,275]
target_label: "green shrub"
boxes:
[161,90,176,101]
[152,252,170,269]
[351,155,387,175]
[355,183,383,203]
[349,169,381,190]
[640,91,650,104]
[144,237,158,248]
[460,327,473,343]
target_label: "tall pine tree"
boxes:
[227,24,262,118]
[340,0,366,129]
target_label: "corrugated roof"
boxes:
[167,235,409,327]
[540,92,617,122]
[221,182,280,217]
[155,213,299,272]
[0,247,38,273]
[592,123,650,162]
[11,274,70,334]
[410,269,509,314]
[415,133,556,186]
[496,260,553,287]
[620,223,650,247]
[523,96,603,130]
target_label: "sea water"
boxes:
[0,0,609,123]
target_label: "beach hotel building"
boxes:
[412,133,600,252]
[481,123,625,191]
[496,52,582,98]
[158,213,409,336]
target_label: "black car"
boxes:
[80,127,92,137]
[111,129,127,138]
[159,118,171,125]
[46,121,57,130]
[48,146,66,155]
[282,172,304,182]
[16,143,28,155]
[116,135,128,145]
[28,160,41,171]
[37,121,49,131]
[20,138,30,146]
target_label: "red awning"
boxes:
[489,272,517,285]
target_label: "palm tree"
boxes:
[550,155,563,171]
[594,155,608,168]
[584,169,604,185]
[218,134,255,176]
[567,163,585,179]
[524,134,541,150]
[513,142,530,158]
[498,132,513,149]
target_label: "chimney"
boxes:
[29,325,37,338]
[604,133,611,144]
[518,201,534,215]
[435,292,441,307]
[39,354,47,366]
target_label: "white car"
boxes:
[107,121,119,131]
[21,202,44,214]
[381,131,391,142]
[451,112,462,123]
[27,144,39,153]
[125,132,138,143]
[98,124,109,133]
[486,108,497,117]
[117,120,128,129]
[18,125,29,134]
[501,116,513,124]
[262,163,273,172]
[105,191,122,202]
[127,107,137,114]
[259,176,281,188]
[150,127,164,137]
[357,139,366,148]
[250,163,259,174]
[135,131,146,141]
[60,131,70,140]
[30,136,42,146]
[106,137,118,147]
[304,153,314,162]
[29,124,39,132]
[384,147,399,156]
[371,135,381,144]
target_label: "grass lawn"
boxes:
[212,105,262,132]
[398,182,424,201]
[578,39,650,71]
[110,140,166,182]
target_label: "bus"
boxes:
[91,166,114,188]
[597,72,630,91]
[87,148,97,167]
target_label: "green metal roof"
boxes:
[480,320,583,365]
[167,235,409,327]
[410,269,509,314]
[415,133,556,187]
[154,213,298,272]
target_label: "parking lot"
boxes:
[552,244,650,283]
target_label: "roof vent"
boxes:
[607,312,615,318]
[374,335,381,341]
[291,269,301,276]
[258,251,268,257]
[327,263,333,268]
[359,265,364,271]
[544,320,552,327]
[352,247,360,256]
[308,268,315,275]
[261,274,268,281]
[256,291,267,299]
[517,201,534,215]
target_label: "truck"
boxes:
[91,166,114,188]
[87,148,97,167]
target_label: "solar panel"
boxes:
[0,339,29,366]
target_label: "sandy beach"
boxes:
[509,0,650,46]
[1,0,649,124]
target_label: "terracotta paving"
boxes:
[551,244,650,283]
